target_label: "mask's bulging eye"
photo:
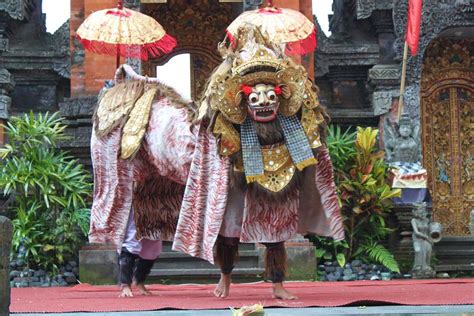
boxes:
[249,92,259,103]
[267,90,276,101]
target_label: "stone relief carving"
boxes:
[369,64,400,87]
[0,68,14,119]
[384,113,421,164]
[356,0,393,19]
[0,96,11,119]
[393,0,474,81]
[329,0,356,40]
[313,15,329,77]
[59,96,97,118]
[0,0,35,21]
[72,38,85,67]
[52,20,71,79]
[401,83,421,118]
[372,89,398,116]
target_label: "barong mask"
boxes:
[201,29,327,192]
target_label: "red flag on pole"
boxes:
[405,0,423,55]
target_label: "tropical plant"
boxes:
[309,235,348,267]
[0,112,92,272]
[315,126,401,272]
[338,127,401,272]
[326,125,356,184]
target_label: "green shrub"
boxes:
[326,124,356,184]
[316,126,401,272]
[0,112,92,272]
[339,127,400,272]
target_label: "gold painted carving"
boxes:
[421,38,474,236]
[302,107,324,149]
[95,82,144,136]
[233,144,296,193]
[257,160,296,193]
[213,113,241,156]
[141,0,236,99]
[121,87,158,159]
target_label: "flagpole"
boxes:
[397,41,409,120]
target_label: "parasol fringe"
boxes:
[78,34,177,61]
[285,27,317,56]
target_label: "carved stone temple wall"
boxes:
[313,0,474,271]
[0,0,70,119]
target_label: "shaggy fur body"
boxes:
[89,86,344,264]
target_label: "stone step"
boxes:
[435,264,474,272]
[152,242,263,282]
[150,267,264,277]
[434,237,474,272]
[154,250,261,270]
[435,249,474,257]
[148,267,265,284]
[161,241,257,252]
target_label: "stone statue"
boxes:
[384,113,421,164]
[0,216,13,316]
[411,203,442,278]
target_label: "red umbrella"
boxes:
[76,0,176,68]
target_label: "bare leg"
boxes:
[262,242,297,300]
[214,236,239,298]
[118,249,135,298]
[214,273,232,298]
[136,283,152,296]
[272,282,297,300]
[119,284,134,298]
[134,257,155,296]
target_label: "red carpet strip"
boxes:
[10,279,474,313]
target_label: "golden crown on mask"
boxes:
[198,25,320,124]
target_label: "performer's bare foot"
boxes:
[137,283,152,296]
[214,273,231,298]
[272,283,297,300]
[119,284,133,298]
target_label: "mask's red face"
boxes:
[243,84,280,123]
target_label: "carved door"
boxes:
[141,0,240,99]
[421,38,474,236]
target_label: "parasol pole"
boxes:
[116,0,124,69]
[397,40,409,121]
[116,47,120,70]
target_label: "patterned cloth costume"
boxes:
[89,26,344,282]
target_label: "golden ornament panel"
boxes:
[421,38,474,236]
